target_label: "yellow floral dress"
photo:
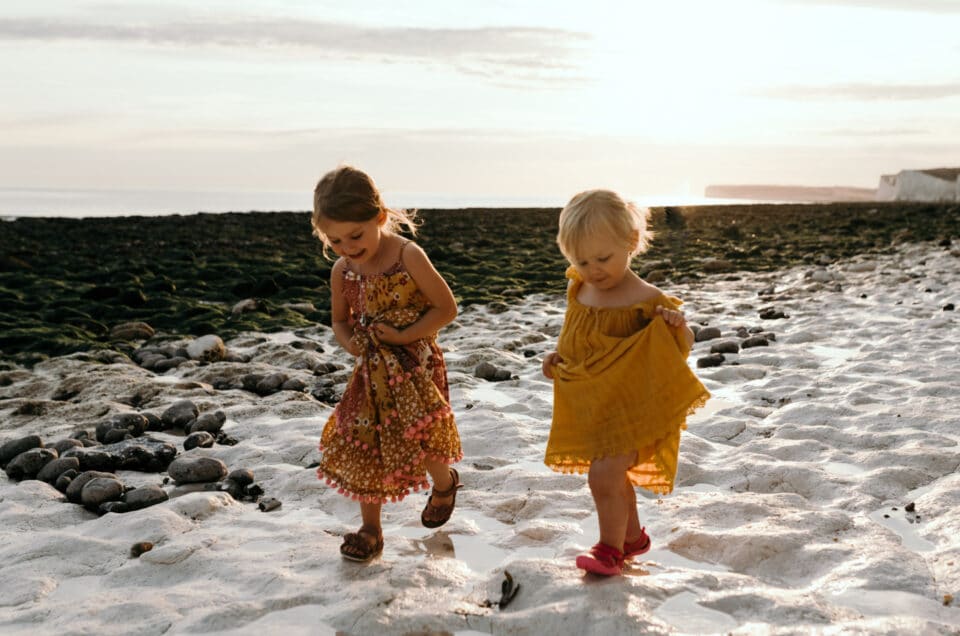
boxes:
[317,247,461,503]
[545,267,709,494]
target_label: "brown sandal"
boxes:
[421,467,463,529]
[340,524,384,562]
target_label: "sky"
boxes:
[1,0,959,210]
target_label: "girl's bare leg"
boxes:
[423,457,455,507]
[624,477,644,544]
[360,501,382,533]
[588,453,635,549]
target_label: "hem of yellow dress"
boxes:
[544,387,710,496]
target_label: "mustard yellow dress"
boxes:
[317,248,462,503]
[545,267,710,494]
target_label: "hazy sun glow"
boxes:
[1,0,958,211]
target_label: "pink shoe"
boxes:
[623,527,651,560]
[575,543,624,576]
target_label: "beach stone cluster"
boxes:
[694,324,779,369]
[0,398,264,515]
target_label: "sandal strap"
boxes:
[430,468,461,497]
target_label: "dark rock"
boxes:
[103,428,134,444]
[0,434,43,467]
[245,483,265,499]
[710,341,740,354]
[62,448,117,472]
[66,470,117,503]
[161,400,199,429]
[759,307,788,320]
[51,438,84,455]
[5,447,58,480]
[258,497,281,512]
[695,327,722,342]
[905,502,916,513]
[697,354,725,368]
[219,479,246,500]
[475,361,512,382]
[81,476,126,511]
[96,413,149,443]
[215,432,239,446]
[741,336,770,349]
[184,431,215,450]
[154,357,188,372]
[99,501,129,514]
[227,468,255,487]
[281,378,307,392]
[130,542,154,558]
[255,373,287,395]
[167,456,228,484]
[55,471,75,493]
[944,303,955,311]
[143,412,164,431]
[123,484,169,511]
[110,437,178,471]
[190,410,226,435]
[35,456,81,484]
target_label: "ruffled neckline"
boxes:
[565,266,665,312]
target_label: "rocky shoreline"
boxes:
[1,201,957,363]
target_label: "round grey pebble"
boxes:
[161,400,199,429]
[4,447,58,481]
[66,470,117,503]
[123,484,169,511]
[184,431,215,450]
[167,456,228,484]
[36,456,81,484]
[81,477,126,512]
[697,353,726,368]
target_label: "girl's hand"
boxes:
[655,305,687,327]
[542,351,563,379]
[371,322,405,345]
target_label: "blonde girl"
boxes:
[542,189,709,576]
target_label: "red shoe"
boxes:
[575,543,624,576]
[623,527,651,560]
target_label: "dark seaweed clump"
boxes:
[0,201,956,363]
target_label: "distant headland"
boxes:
[707,166,960,203]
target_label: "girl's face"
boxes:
[317,214,385,265]
[571,233,635,292]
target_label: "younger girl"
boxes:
[313,165,463,562]
[541,189,709,576]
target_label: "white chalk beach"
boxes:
[1,240,959,635]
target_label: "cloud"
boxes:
[777,0,960,13]
[0,17,589,84]
[756,82,960,100]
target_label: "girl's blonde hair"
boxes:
[311,165,418,257]
[557,189,653,263]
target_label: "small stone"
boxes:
[697,354,725,368]
[258,497,281,512]
[167,456,228,485]
[184,431,215,451]
[0,434,43,467]
[904,502,916,513]
[123,484,169,511]
[190,410,226,435]
[130,542,155,558]
[81,477,126,512]
[161,400,199,429]
[694,327,722,342]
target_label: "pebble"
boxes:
[80,476,126,512]
[4,447,58,481]
[697,354,725,368]
[184,431,215,450]
[161,400,199,429]
[123,484,169,511]
[167,456,228,485]
[0,434,43,467]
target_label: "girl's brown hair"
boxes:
[311,165,418,256]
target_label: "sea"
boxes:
[0,187,759,220]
